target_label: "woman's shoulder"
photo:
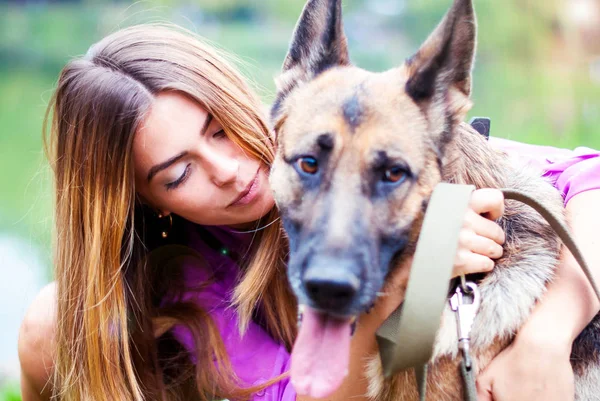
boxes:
[489,137,572,161]
[490,137,599,160]
[489,137,600,204]
[19,282,56,400]
[489,136,598,171]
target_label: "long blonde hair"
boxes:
[45,24,296,401]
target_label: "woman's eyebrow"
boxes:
[147,151,188,183]
[200,114,213,136]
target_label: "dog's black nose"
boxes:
[304,266,360,311]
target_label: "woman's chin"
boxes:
[228,196,276,230]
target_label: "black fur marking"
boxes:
[313,62,338,78]
[571,313,600,375]
[372,150,389,170]
[405,52,443,101]
[287,0,322,66]
[405,32,453,102]
[312,0,346,76]
[286,0,347,76]
[271,92,286,121]
[420,197,429,217]
[342,95,364,132]
[405,0,471,102]
[277,0,349,115]
[435,150,444,172]
[436,109,455,154]
[317,133,334,150]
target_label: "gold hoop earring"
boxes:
[157,213,173,239]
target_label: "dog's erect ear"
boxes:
[405,0,476,124]
[272,0,350,119]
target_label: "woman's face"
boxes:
[133,91,274,227]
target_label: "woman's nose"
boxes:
[202,150,239,187]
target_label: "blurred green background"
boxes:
[0,0,599,399]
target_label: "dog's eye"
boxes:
[383,166,407,183]
[297,157,319,175]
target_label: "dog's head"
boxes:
[269,0,476,395]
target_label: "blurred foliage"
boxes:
[401,0,560,60]
[0,381,21,401]
[399,0,599,148]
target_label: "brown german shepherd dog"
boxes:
[269,0,600,399]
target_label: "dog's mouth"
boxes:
[291,306,358,398]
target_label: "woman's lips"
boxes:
[229,169,260,207]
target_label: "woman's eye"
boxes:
[297,157,319,175]
[165,164,191,191]
[213,129,226,139]
[383,166,407,184]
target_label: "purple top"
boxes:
[170,225,295,400]
[491,137,600,205]
[171,139,600,401]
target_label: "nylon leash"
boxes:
[461,355,478,401]
[500,189,600,300]
[376,183,476,378]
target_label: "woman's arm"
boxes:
[18,283,56,401]
[477,189,600,401]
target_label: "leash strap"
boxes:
[500,189,600,300]
[461,355,478,401]
[415,365,427,401]
[376,183,476,376]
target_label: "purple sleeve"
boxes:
[170,261,296,401]
[490,137,600,205]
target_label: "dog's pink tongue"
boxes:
[291,307,352,399]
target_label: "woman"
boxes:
[17,24,600,401]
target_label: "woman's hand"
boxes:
[452,188,505,277]
[477,189,600,401]
[476,330,574,401]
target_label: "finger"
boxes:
[470,188,505,220]
[460,230,504,259]
[453,250,495,277]
[465,210,506,245]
